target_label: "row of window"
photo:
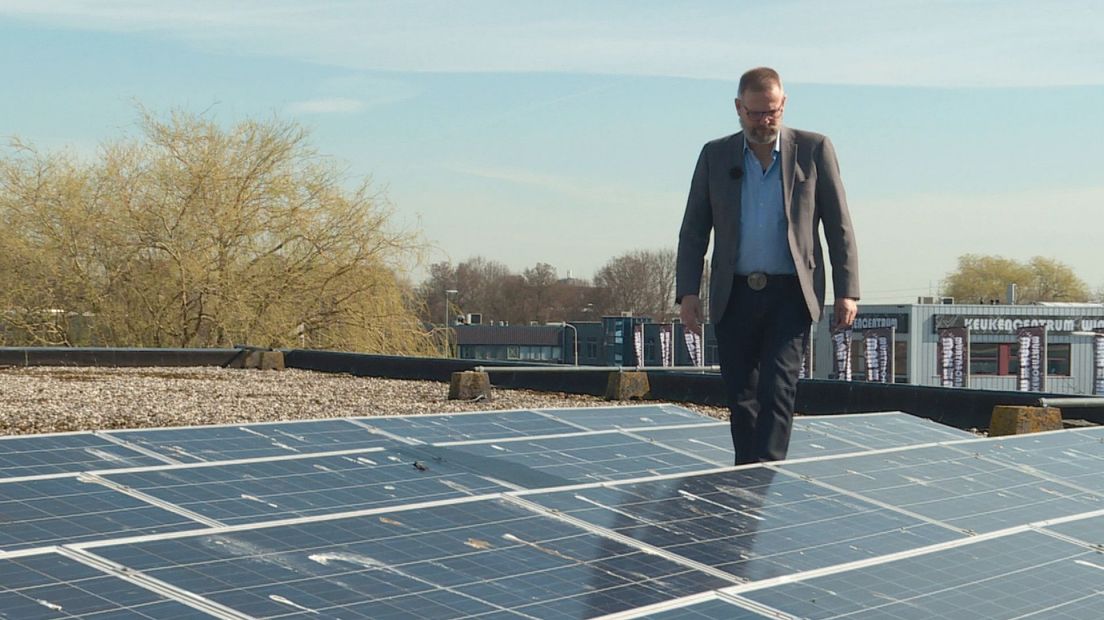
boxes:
[843,341,1073,378]
[461,345,562,362]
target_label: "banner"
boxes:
[683,329,703,367]
[831,327,852,381]
[1094,331,1104,396]
[934,315,1104,335]
[659,324,673,367]
[863,327,894,383]
[632,322,644,367]
[937,327,970,388]
[798,326,812,379]
[1016,326,1046,392]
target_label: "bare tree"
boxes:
[592,249,677,319]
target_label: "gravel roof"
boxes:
[0,366,728,436]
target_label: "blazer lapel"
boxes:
[727,133,745,245]
[781,127,798,223]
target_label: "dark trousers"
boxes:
[715,275,811,465]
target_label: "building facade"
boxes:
[811,302,1104,394]
[454,317,719,367]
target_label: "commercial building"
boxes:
[811,301,1104,395]
[455,316,719,367]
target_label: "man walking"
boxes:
[676,67,860,465]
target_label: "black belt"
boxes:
[739,272,798,291]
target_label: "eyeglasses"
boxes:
[735,99,782,121]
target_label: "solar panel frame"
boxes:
[737,530,1104,619]
[534,404,716,431]
[105,418,396,462]
[0,475,209,552]
[98,446,514,525]
[777,444,1104,534]
[77,496,736,619]
[0,432,171,479]
[423,429,722,486]
[357,408,584,444]
[518,466,965,583]
[0,549,225,619]
[795,411,977,450]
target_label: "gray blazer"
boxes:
[676,126,859,324]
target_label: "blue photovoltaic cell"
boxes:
[784,426,879,460]
[523,467,962,582]
[631,424,733,465]
[779,445,1104,534]
[635,421,892,467]
[101,448,512,525]
[1045,513,1104,547]
[796,412,975,450]
[360,409,582,444]
[107,419,394,462]
[0,552,214,618]
[0,433,165,479]
[632,596,778,619]
[0,477,203,552]
[436,432,718,486]
[950,429,1104,494]
[87,498,733,619]
[743,531,1104,619]
[536,404,715,431]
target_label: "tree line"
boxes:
[413,250,679,327]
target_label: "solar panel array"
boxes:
[1,403,1101,619]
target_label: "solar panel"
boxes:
[428,431,720,486]
[520,466,963,583]
[623,593,784,619]
[81,497,735,619]
[4,401,1101,619]
[535,404,715,431]
[106,419,394,462]
[100,448,513,525]
[627,424,733,465]
[0,433,168,479]
[739,530,1104,619]
[950,428,1104,494]
[1044,513,1104,547]
[359,408,582,444]
[0,551,217,618]
[0,476,204,552]
[795,412,976,450]
[778,445,1104,534]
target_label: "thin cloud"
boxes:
[2,1,1102,87]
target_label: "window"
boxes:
[970,342,1070,376]
[848,340,907,381]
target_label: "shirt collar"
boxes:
[743,130,782,156]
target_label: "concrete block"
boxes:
[449,371,492,401]
[605,371,650,401]
[989,405,1062,436]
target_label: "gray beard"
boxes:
[740,118,780,145]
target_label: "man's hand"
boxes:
[833,297,858,330]
[679,294,703,334]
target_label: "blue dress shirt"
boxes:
[734,134,796,275]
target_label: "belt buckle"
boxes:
[747,272,767,291]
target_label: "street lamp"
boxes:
[560,321,578,365]
[444,289,458,357]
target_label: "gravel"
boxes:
[0,366,729,436]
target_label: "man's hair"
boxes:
[738,67,782,96]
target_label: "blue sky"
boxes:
[2,1,1103,304]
